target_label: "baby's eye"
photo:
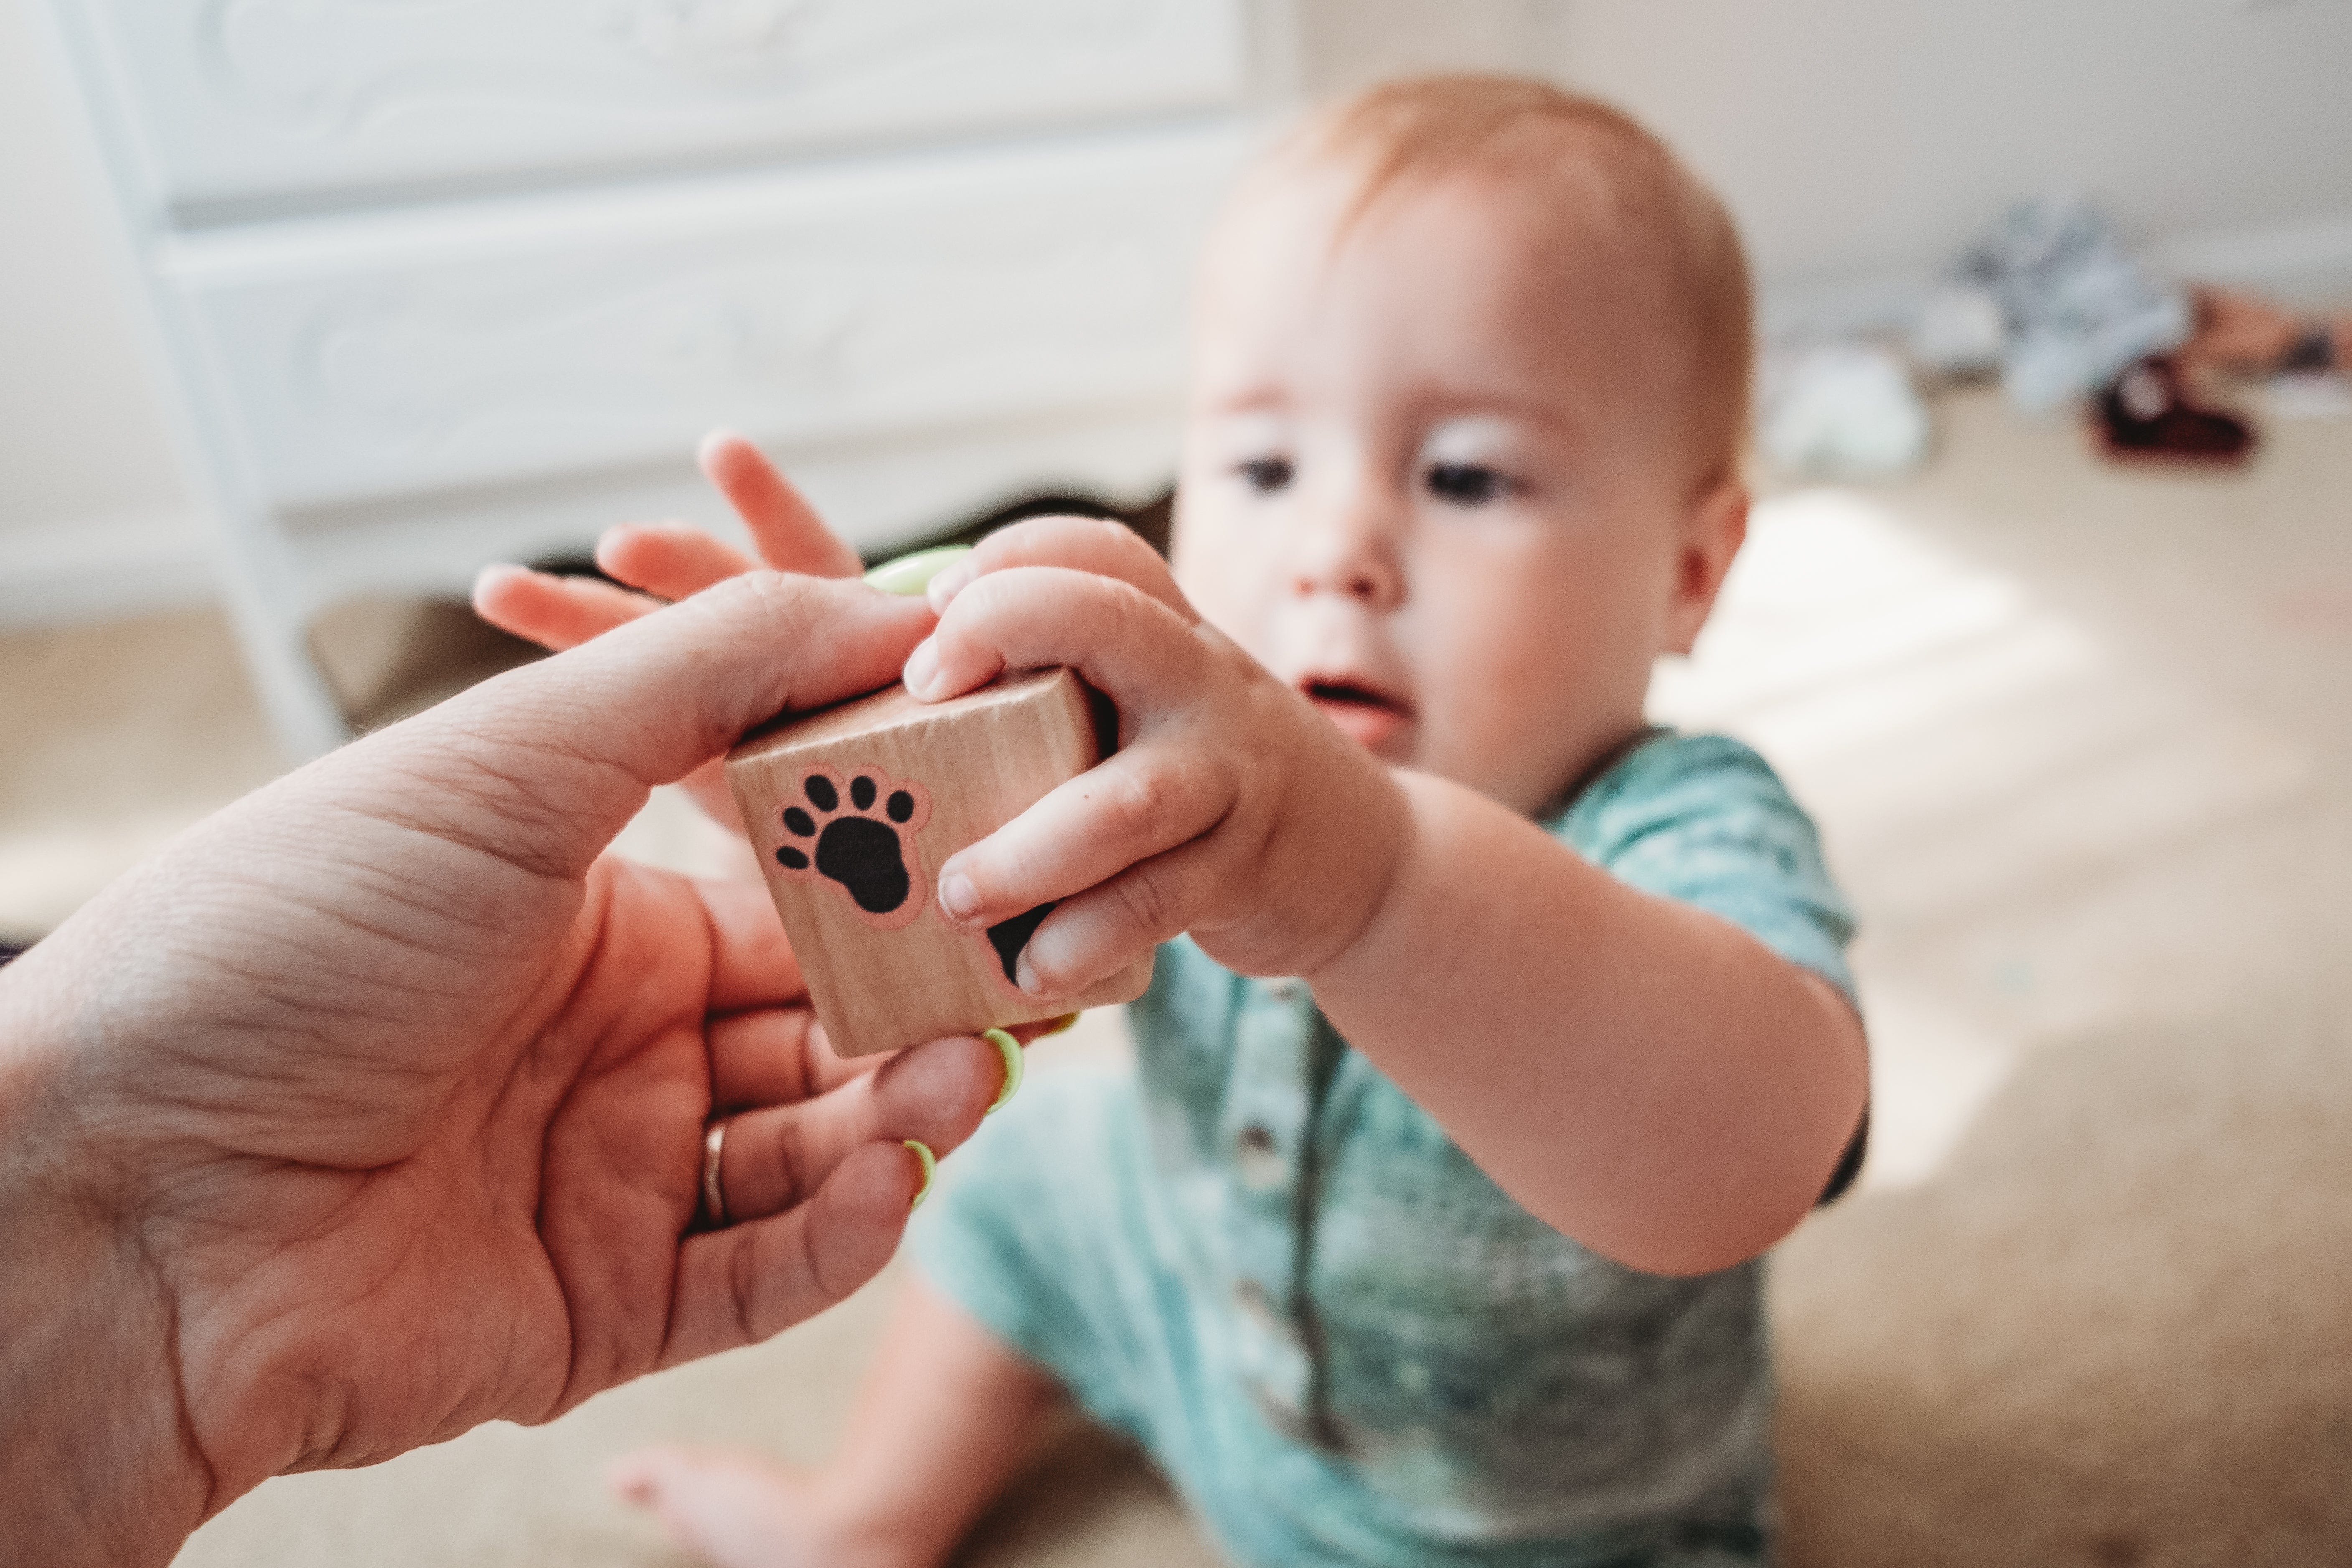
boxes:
[1236,457,1293,494]
[1425,463,1511,506]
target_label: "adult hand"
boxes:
[0,572,1005,1567]
[474,431,865,827]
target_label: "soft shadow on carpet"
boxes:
[1776,997,2352,1568]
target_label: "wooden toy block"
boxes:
[724,667,1155,1058]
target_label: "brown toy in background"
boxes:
[725,668,1153,1058]
[2182,285,2350,377]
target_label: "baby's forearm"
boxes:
[1303,770,1867,1276]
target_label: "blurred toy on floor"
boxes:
[1892,196,2352,468]
[1758,341,1933,481]
[2182,285,2350,378]
[2184,285,2352,422]
[1946,196,2192,416]
[2094,357,2255,467]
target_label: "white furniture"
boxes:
[36,0,1291,756]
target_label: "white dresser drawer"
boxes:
[64,0,1250,222]
[161,124,1248,513]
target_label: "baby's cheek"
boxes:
[1425,619,1539,732]
[1407,700,1509,798]
[1172,545,1282,661]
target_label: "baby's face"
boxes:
[1171,163,1731,816]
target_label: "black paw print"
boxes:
[775,767,931,923]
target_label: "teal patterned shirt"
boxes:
[914,731,1858,1565]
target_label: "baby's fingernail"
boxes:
[1042,1011,1083,1037]
[938,870,978,923]
[983,1029,1023,1114]
[904,1140,937,1210]
[1015,953,1045,996]
[606,1458,655,1503]
[926,556,978,611]
[865,544,972,597]
[902,638,940,698]
[470,562,526,598]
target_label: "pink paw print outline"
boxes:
[769,764,933,930]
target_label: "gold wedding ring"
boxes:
[699,1118,730,1229]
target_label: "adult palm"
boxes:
[0,573,998,1565]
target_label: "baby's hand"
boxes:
[906,518,1409,994]
[473,432,867,825]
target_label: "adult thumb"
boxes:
[335,572,934,879]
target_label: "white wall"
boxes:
[1548,0,2352,321]
[1292,0,1557,97]
[0,0,213,623]
[6,0,2352,626]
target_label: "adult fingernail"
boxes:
[1015,953,1044,996]
[938,869,978,923]
[904,1140,937,1210]
[865,544,972,597]
[983,1029,1023,1114]
[902,638,940,698]
[1042,1011,1083,1037]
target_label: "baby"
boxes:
[482,73,1867,1568]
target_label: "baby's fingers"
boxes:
[1008,839,1229,996]
[473,564,661,652]
[935,736,1227,935]
[596,522,760,602]
[925,515,1192,617]
[904,566,1209,713]
[701,432,864,579]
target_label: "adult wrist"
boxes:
[0,965,214,1567]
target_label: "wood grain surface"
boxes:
[726,667,1153,1057]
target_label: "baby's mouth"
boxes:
[1302,678,1415,752]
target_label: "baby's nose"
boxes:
[1290,499,1405,609]
[1308,562,1394,603]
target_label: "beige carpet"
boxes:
[4,382,2351,1565]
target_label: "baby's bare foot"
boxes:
[609,1447,933,1568]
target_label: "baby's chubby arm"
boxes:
[916,521,1867,1277]
[1311,773,1867,1274]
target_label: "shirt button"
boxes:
[1262,976,1304,1003]
[1235,1277,1286,1332]
[1248,1380,1313,1443]
[1234,1123,1285,1190]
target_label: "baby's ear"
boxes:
[1665,479,1748,657]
